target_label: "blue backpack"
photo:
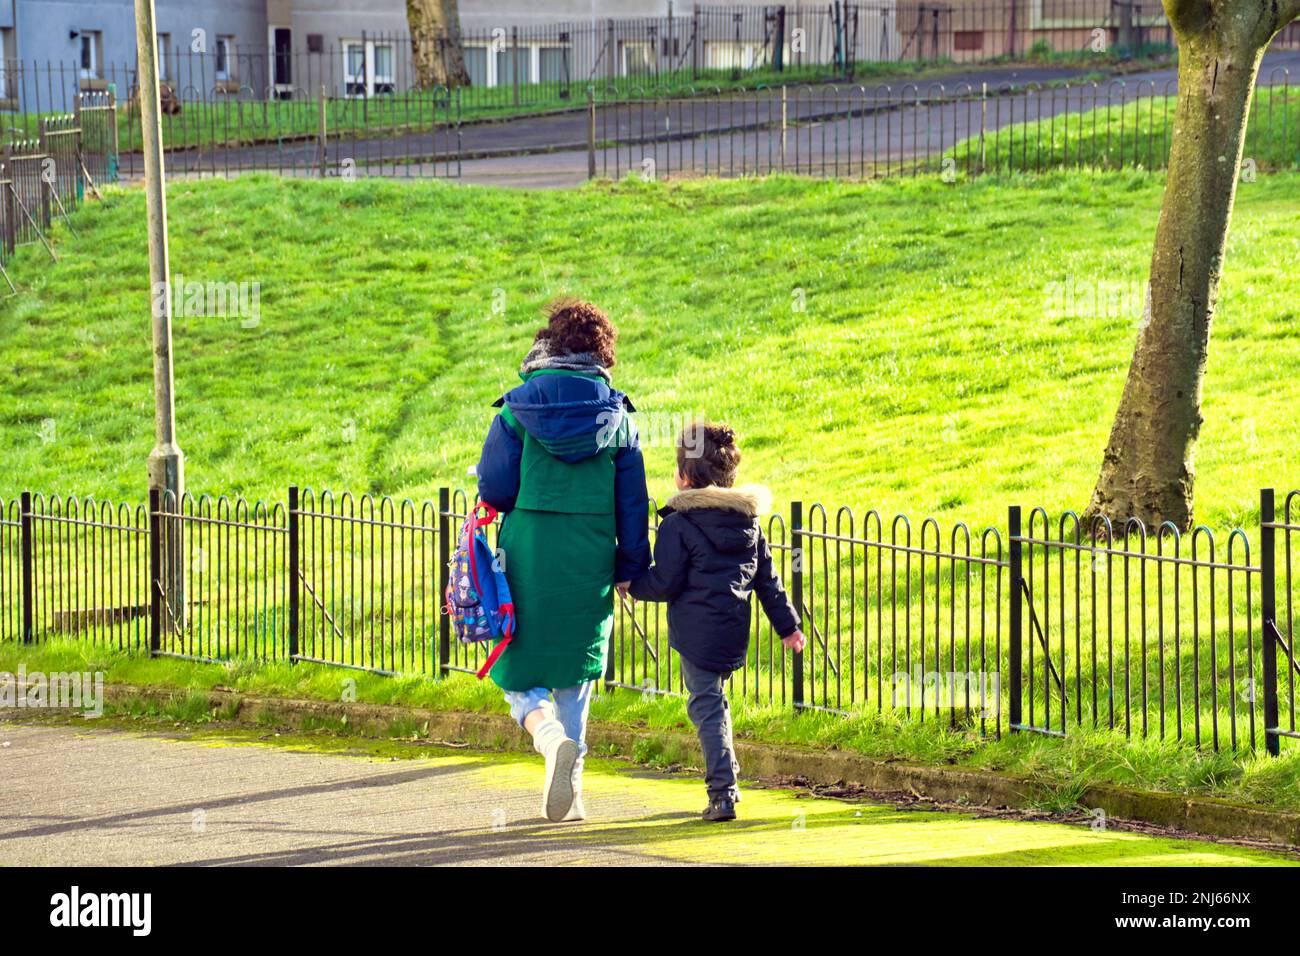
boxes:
[444,502,515,679]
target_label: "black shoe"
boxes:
[702,798,737,822]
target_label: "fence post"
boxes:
[791,499,804,711]
[3,165,15,255]
[1261,488,1280,756]
[19,491,32,644]
[317,85,327,179]
[692,9,701,79]
[774,6,787,72]
[607,19,618,83]
[1008,505,1022,732]
[149,488,162,655]
[287,485,299,663]
[437,487,451,678]
[73,96,86,204]
[37,119,52,229]
[586,88,597,179]
[780,85,788,169]
[108,91,120,179]
[978,81,987,176]
[511,26,521,108]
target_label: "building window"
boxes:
[215,35,235,82]
[343,40,366,96]
[373,42,394,93]
[620,40,654,76]
[79,30,103,80]
[495,46,529,87]
[703,41,764,71]
[463,44,487,87]
[0,28,12,100]
[538,45,571,85]
[342,40,396,97]
[157,33,171,81]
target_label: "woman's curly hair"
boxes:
[534,297,618,368]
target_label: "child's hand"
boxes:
[781,631,806,654]
[616,581,631,599]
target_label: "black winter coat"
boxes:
[628,485,800,674]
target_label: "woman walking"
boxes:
[475,298,650,822]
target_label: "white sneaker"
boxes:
[541,737,579,822]
[562,792,587,822]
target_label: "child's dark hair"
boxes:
[534,297,618,368]
[677,422,741,489]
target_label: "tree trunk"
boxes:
[1084,35,1264,530]
[407,0,470,89]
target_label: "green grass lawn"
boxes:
[2,171,1297,531]
[946,85,1300,174]
[3,170,1300,771]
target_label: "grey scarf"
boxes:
[520,337,612,384]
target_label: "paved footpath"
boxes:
[0,717,1293,867]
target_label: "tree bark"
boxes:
[1085,21,1267,530]
[406,0,470,89]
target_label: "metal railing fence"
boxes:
[590,69,1300,181]
[3,483,1299,757]
[0,2,1212,123]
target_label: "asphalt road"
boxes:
[0,717,1292,867]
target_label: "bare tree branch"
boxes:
[1161,0,1212,36]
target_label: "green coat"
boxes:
[475,370,650,692]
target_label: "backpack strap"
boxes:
[475,602,514,679]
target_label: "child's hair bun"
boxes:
[709,424,737,447]
[678,421,741,488]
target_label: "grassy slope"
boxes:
[946,86,1300,173]
[3,172,1298,532]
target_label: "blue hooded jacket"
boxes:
[477,371,652,582]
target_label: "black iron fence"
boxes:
[0,92,116,277]
[3,16,1298,185]
[591,68,1300,181]
[1,1,1207,125]
[2,483,1299,757]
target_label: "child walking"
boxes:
[626,422,805,822]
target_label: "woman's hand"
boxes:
[781,631,806,654]
[616,581,631,598]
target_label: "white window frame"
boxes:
[620,40,653,76]
[79,30,102,80]
[215,35,235,82]
[371,41,395,93]
[703,40,765,71]
[493,42,531,89]
[157,33,171,81]
[461,41,491,86]
[341,39,397,98]
[534,43,573,85]
[342,39,368,97]
[0,28,11,99]
[268,25,293,94]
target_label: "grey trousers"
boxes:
[680,657,740,802]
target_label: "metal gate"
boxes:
[77,92,120,190]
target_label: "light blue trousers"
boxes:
[504,682,594,779]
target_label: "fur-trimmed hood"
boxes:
[664,484,772,519]
[661,485,771,555]
[629,482,799,671]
